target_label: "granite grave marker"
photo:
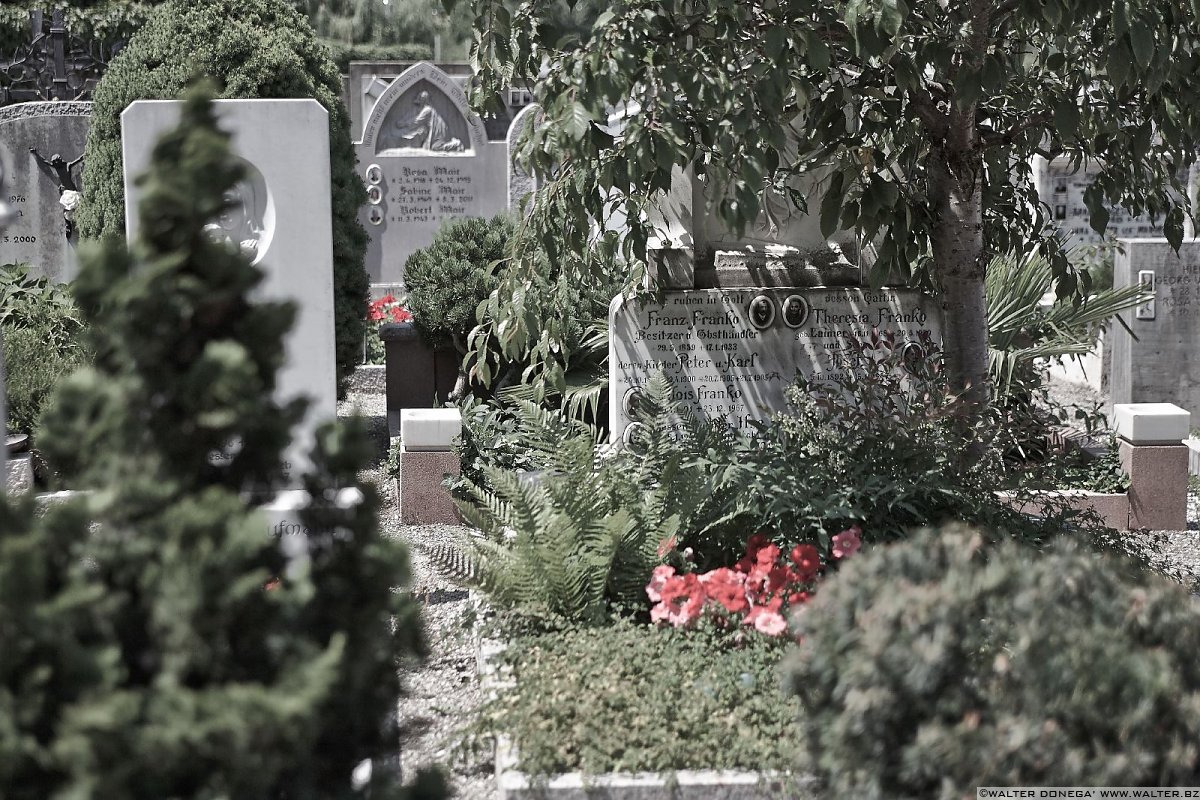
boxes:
[122,99,337,481]
[1035,157,1199,249]
[0,101,92,282]
[610,287,942,443]
[1110,238,1200,422]
[355,62,508,286]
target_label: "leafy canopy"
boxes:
[459,0,1200,397]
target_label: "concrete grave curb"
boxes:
[473,598,819,800]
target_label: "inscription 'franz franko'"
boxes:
[610,288,943,440]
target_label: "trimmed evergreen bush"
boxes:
[788,525,1200,797]
[1,86,436,799]
[404,214,512,355]
[73,0,369,395]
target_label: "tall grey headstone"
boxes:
[122,99,337,481]
[1110,238,1200,420]
[355,62,508,286]
[0,102,91,283]
[0,161,13,482]
[610,287,942,443]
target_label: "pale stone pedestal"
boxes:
[5,453,32,494]
[1114,403,1190,530]
[399,408,462,526]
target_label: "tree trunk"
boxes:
[929,148,989,412]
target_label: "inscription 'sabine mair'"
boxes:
[121,99,337,484]
[0,101,92,282]
[610,288,943,443]
[355,62,507,285]
[1110,239,1200,421]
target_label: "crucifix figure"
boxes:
[29,148,84,238]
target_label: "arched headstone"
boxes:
[355,63,508,286]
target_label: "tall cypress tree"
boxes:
[0,85,437,799]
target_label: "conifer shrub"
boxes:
[1,87,437,799]
[788,525,1200,797]
[73,0,369,395]
[403,214,512,355]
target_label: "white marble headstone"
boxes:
[121,99,337,482]
[355,62,509,285]
[610,287,943,443]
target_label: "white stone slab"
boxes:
[121,99,336,482]
[1113,402,1190,443]
[400,407,462,450]
[610,287,942,442]
[1109,239,1200,421]
[355,63,508,285]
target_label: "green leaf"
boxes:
[1083,183,1109,236]
[1107,43,1132,87]
[878,0,905,38]
[1165,206,1185,250]
[1054,99,1080,137]
[1129,23,1154,70]
[802,28,831,71]
[766,27,789,60]
[820,172,846,239]
[562,101,591,141]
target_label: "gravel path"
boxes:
[339,391,496,800]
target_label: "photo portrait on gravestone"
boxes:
[782,294,811,328]
[748,295,776,330]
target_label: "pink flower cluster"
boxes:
[646,526,862,637]
[368,294,412,323]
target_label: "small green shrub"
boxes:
[478,618,798,776]
[74,0,369,395]
[404,214,512,355]
[0,265,89,436]
[789,524,1200,797]
[699,330,1083,562]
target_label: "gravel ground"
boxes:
[339,391,496,800]
[337,373,1200,796]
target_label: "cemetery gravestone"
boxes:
[355,62,508,286]
[0,102,92,282]
[507,103,542,212]
[0,163,12,481]
[610,287,942,443]
[1110,238,1200,422]
[122,99,337,482]
[1036,157,1199,249]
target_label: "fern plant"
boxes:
[430,374,731,624]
